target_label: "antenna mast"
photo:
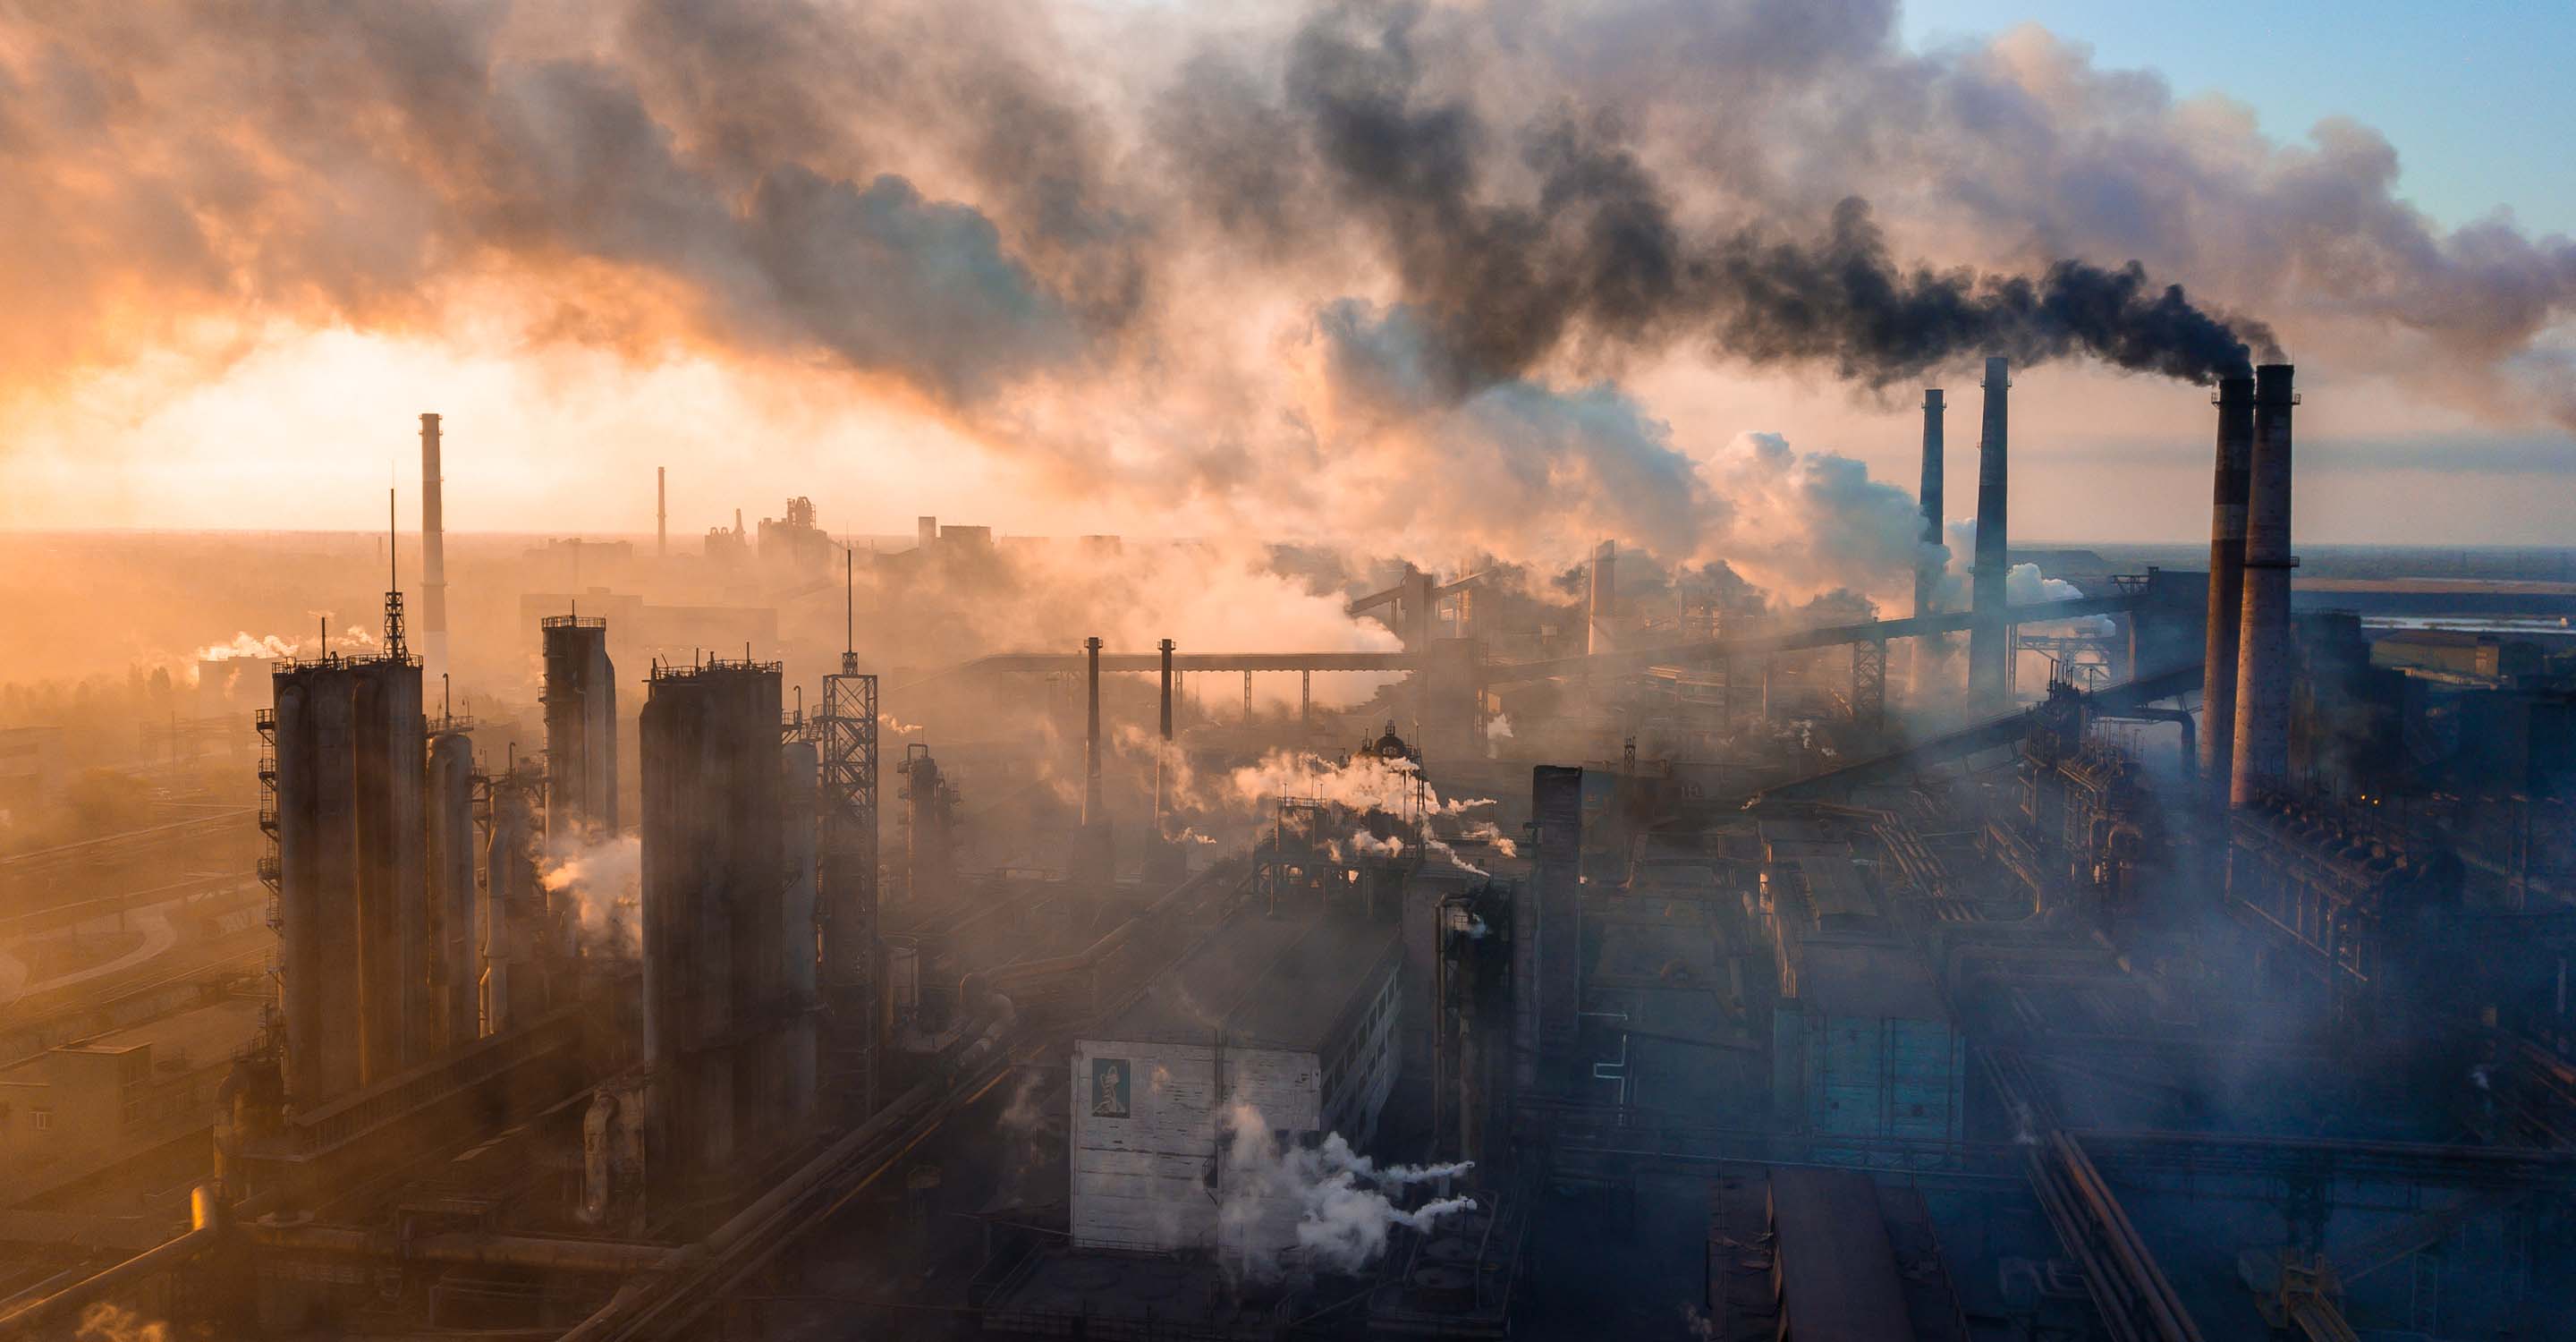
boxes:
[383,486,409,660]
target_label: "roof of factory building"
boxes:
[1092,894,1399,1053]
[1791,860,1879,929]
[1768,1166,1916,1341]
[1793,942,1948,1023]
[56,994,264,1070]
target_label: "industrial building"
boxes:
[1067,891,1402,1258]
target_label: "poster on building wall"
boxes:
[1090,1057,1131,1118]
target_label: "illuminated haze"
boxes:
[2,0,2572,551]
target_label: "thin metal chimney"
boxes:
[2199,374,2256,802]
[1157,639,1174,839]
[1967,358,2011,705]
[1913,388,1945,617]
[419,413,447,684]
[1587,540,1617,655]
[2230,364,2298,807]
[657,466,667,558]
[1082,636,1104,826]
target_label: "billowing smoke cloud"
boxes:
[1218,1100,1475,1278]
[541,832,642,958]
[1260,6,2275,391]
[5,0,2572,563]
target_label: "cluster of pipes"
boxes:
[1908,357,2297,808]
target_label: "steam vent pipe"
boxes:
[2199,373,2256,801]
[1914,388,1945,617]
[1082,636,1104,826]
[2230,363,2298,807]
[1156,638,1174,836]
[1968,356,2011,706]
[419,414,448,685]
[1587,540,1617,655]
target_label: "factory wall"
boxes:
[426,731,479,1051]
[1070,1038,1297,1253]
[1069,964,1399,1261]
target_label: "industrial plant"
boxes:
[5,3,2576,1340]
[3,348,2571,1342]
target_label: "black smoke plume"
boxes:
[1271,4,2278,393]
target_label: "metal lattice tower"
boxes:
[1851,637,1887,731]
[820,567,880,1115]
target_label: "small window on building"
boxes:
[31,1108,54,1132]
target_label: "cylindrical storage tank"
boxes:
[640,663,783,1197]
[351,658,428,1081]
[271,668,363,1106]
[2231,364,2298,807]
[485,777,541,1034]
[427,732,479,1051]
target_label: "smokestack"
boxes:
[1157,639,1174,841]
[1913,389,1944,617]
[1586,540,1617,655]
[2200,374,2256,801]
[1968,357,2010,706]
[2230,364,2298,807]
[657,466,667,558]
[918,516,937,551]
[419,413,446,684]
[1083,636,1104,825]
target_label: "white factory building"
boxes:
[1070,893,1402,1264]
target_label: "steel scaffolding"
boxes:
[819,658,879,1117]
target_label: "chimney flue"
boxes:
[2200,374,2256,804]
[419,413,446,684]
[1082,636,1104,826]
[1587,540,1617,655]
[1914,388,1945,618]
[1967,357,2011,706]
[2229,364,2298,807]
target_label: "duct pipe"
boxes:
[419,413,448,685]
[1968,358,2011,707]
[1914,389,1945,617]
[242,1223,680,1275]
[1156,640,1174,838]
[0,1186,224,1336]
[2230,364,2298,808]
[1082,636,1103,826]
[2199,375,2255,803]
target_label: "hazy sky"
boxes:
[1,1,2569,556]
[1904,2,2576,238]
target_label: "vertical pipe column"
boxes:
[427,733,479,1051]
[419,414,448,688]
[1913,389,1945,617]
[1969,357,2011,707]
[780,740,820,1129]
[2231,364,2298,807]
[2200,374,2256,803]
[1082,636,1103,826]
[1586,541,1618,655]
[1157,639,1174,839]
